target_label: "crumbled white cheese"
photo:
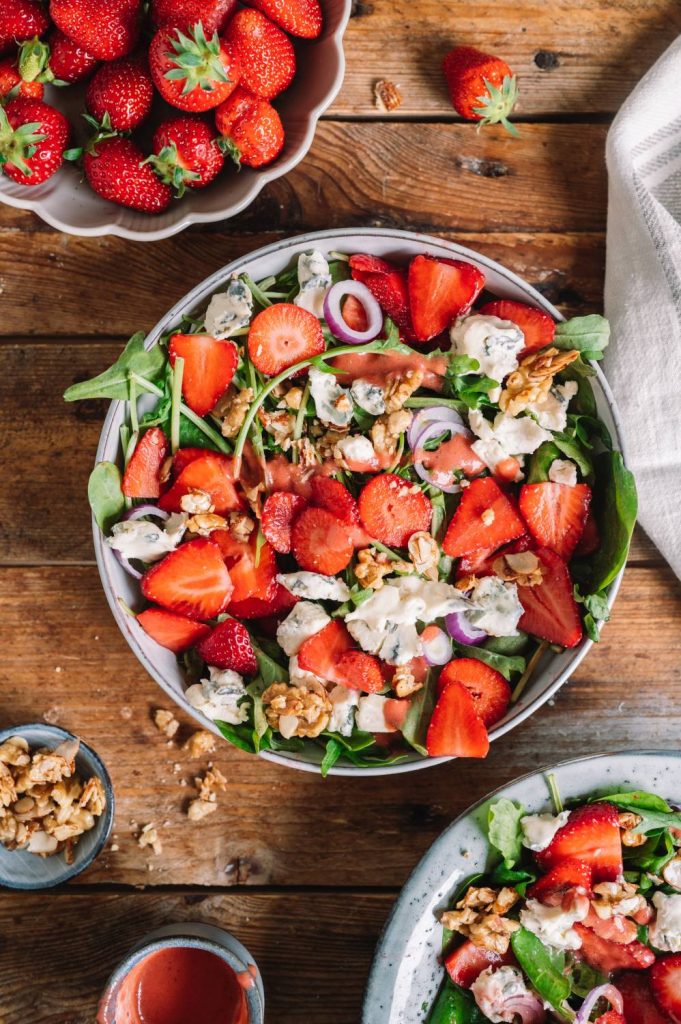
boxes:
[107,516,186,563]
[185,666,248,725]
[663,858,681,891]
[276,601,331,656]
[288,655,326,688]
[650,892,681,951]
[471,967,533,1024]
[468,408,551,476]
[520,897,589,951]
[467,576,523,637]
[204,275,253,339]
[356,693,400,733]
[527,381,578,432]
[336,434,377,466]
[350,378,386,416]
[308,366,354,428]
[276,572,350,602]
[548,459,578,487]
[293,250,332,319]
[521,811,570,852]
[328,685,359,737]
[450,314,525,384]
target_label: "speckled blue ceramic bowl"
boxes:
[0,723,114,890]
[363,750,681,1023]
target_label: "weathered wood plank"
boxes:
[0,564,678,888]
[0,890,387,1023]
[0,339,657,565]
[333,0,681,117]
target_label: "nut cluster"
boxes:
[500,347,579,415]
[216,386,254,439]
[441,885,520,954]
[262,682,331,739]
[355,547,411,590]
[493,551,544,588]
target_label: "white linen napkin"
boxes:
[604,36,681,578]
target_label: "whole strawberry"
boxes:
[150,115,224,195]
[0,97,70,185]
[195,618,258,675]
[215,86,283,168]
[243,0,322,39]
[47,30,98,84]
[149,22,240,113]
[443,46,519,136]
[224,9,295,100]
[49,0,141,62]
[0,37,52,100]
[84,136,172,213]
[150,0,237,35]
[0,1,50,56]
[85,55,154,132]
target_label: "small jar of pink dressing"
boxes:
[97,923,264,1024]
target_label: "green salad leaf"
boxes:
[321,738,343,777]
[428,981,487,1024]
[87,461,125,533]
[551,431,593,477]
[452,642,526,681]
[573,586,610,642]
[597,792,681,834]
[554,314,610,361]
[489,861,537,894]
[488,798,525,866]
[63,332,166,402]
[527,441,562,483]
[580,451,637,593]
[402,672,437,756]
[510,928,571,1016]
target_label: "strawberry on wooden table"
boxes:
[0,98,70,186]
[444,940,514,989]
[426,679,489,758]
[141,537,234,620]
[50,0,142,62]
[247,302,324,376]
[535,802,623,880]
[619,972,673,1024]
[297,619,355,684]
[519,481,592,561]
[442,476,526,560]
[159,452,241,515]
[137,606,211,652]
[436,658,511,727]
[196,618,258,675]
[1,1,50,56]
[84,136,172,214]
[121,427,169,498]
[358,473,432,548]
[479,299,556,355]
[215,86,284,168]
[652,956,681,1024]
[224,9,295,100]
[517,546,583,648]
[335,650,384,694]
[168,332,238,416]
[151,116,225,193]
[261,491,308,554]
[443,45,519,136]
[291,506,354,575]
[408,255,485,342]
[149,22,240,112]
[85,55,154,132]
[47,30,98,83]
[150,0,237,34]
[243,0,322,39]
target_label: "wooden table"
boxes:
[3,2,681,1020]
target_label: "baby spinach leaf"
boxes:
[402,672,437,756]
[88,461,125,533]
[558,359,597,417]
[428,981,487,1024]
[452,642,525,681]
[552,433,593,477]
[597,792,681,834]
[215,720,258,755]
[583,451,637,593]
[321,738,343,777]
[627,830,676,875]
[527,441,562,483]
[569,960,608,998]
[569,413,613,451]
[63,332,166,402]
[488,798,525,866]
[489,861,537,895]
[322,730,376,753]
[573,586,610,642]
[510,927,571,1014]
[483,632,530,656]
[251,638,288,685]
[554,314,610,361]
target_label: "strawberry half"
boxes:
[168,333,238,417]
[122,427,169,499]
[141,537,234,620]
[444,940,515,989]
[442,476,526,560]
[335,650,384,694]
[584,906,639,945]
[214,530,277,603]
[518,546,583,648]
[574,923,655,974]
[426,680,490,758]
[358,473,432,548]
[297,619,355,684]
[408,255,485,342]
[478,299,555,355]
[652,956,681,1024]
[171,446,212,477]
[196,618,258,675]
[159,452,242,515]
[527,860,593,904]
[291,506,354,575]
[228,584,296,620]
[535,802,623,881]
[619,972,673,1024]
[519,482,592,561]
[436,659,511,728]
[349,254,414,339]
[247,302,324,376]
[137,606,211,652]
[261,491,308,553]
[594,1014,626,1024]
[310,475,360,525]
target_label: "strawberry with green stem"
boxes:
[0,37,54,100]
[0,97,70,186]
[150,115,225,194]
[149,22,240,113]
[85,55,154,133]
[443,45,519,137]
[215,86,284,168]
[84,136,173,214]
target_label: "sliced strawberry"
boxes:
[247,302,325,376]
[444,939,514,989]
[261,491,308,554]
[291,506,354,574]
[518,546,583,648]
[535,802,623,881]
[519,482,592,561]
[358,473,432,547]
[408,255,485,341]
[336,650,384,693]
[584,906,639,945]
[168,333,238,417]
[158,453,242,515]
[442,476,526,560]
[228,583,297,620]
[140,538,233,621]
[121,427,169,498]
[137,606,211,652]
[196,618,258,675]
[575,509,600,557]
[348,254,398,276]
[171,446,212,478]
[527,860,593,904]
[213,530,278,603]
[455,535,531,579]
[436,659,510,727]
[298,619,355,684]
[310,475,360,525]
[575,923,655,974]
[595,1014,626,1024]
[349,255,413,339]
[619,972,672,1024]
[653,957,681,1024]
[478,299,555,355]
[426,680,490,758]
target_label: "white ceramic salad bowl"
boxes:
[92,227,628,776]
[0,1,351,241]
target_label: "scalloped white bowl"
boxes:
[0,1,351,240]
[93,227,629,775]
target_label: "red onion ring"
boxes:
[112,547,143,580]
[323,280,383,343]
[121,504,170,522]
[575,984,623,1024]
[410,419,472,494]
[502,993,546,1023]
[407,406,465,450]
[421,626,452,666]
[445,610,486,646]
[414,460,462,494]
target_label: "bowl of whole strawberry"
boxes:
[66,227,637,775]
[0,0,351,240]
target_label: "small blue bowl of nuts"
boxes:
[0,723,114,890]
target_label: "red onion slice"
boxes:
[121,504,170,522]
[445,610,486,646]
[414,460,462,494]
[407,406,465,450]
[323,280,383,343]
[575,984,623,1024]
[503,993,546,1023]
[421,626,452,666]
[112,547,143,580]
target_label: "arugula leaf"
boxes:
[581,451,637,593]
[88,461,125,533]
[554,314,610,361]
[139,373,223,452]
[449,355,481,375]
[321,738,343,777]
[483,632,530,656]
[402,672,437,755]
[215,720,258,754]
[489,861,537,895]
[551,431,593,476]
[322,730,376,753]
[452,641,525,681]
[428,981,487,1024]
[596,792,681,835]
[510,928,571,1015]
[569,413,613,451]
[251,637,289,685]
[573,586,610,642]
[557,359,597,417]
[488,798,525,866]
[63,332,166,401]
[627,830,677,875]
[527,441,562,483]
